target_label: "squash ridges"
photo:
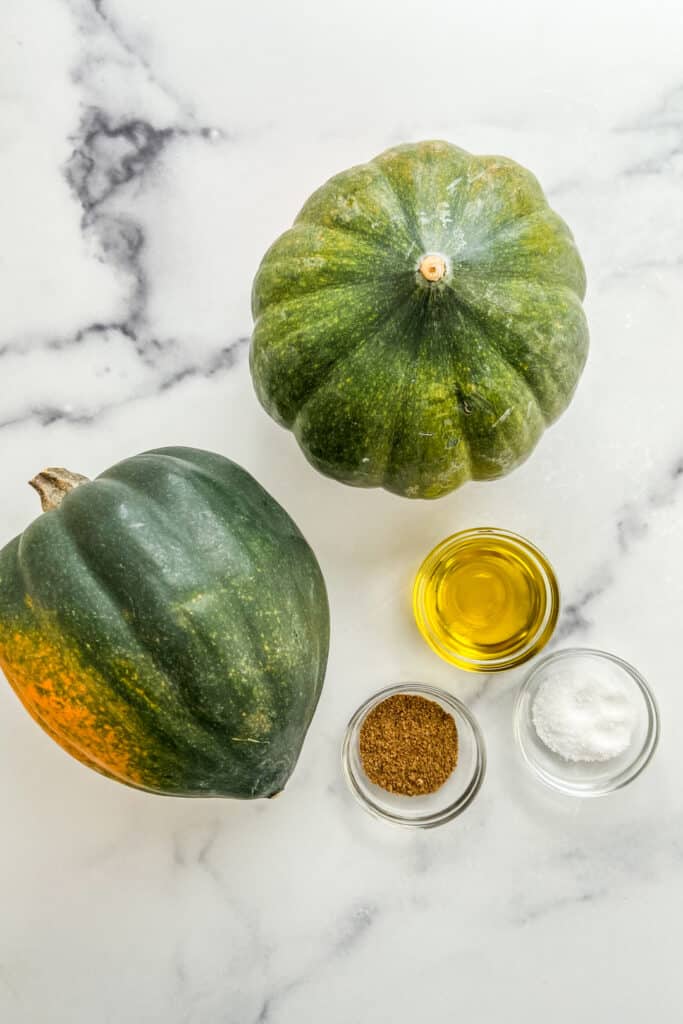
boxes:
[250,140,589,499]
[291,290,418,430]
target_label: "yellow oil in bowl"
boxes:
[413,529,559,672]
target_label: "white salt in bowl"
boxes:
[514,648,660,797]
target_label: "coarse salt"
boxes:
[531,659,640,763]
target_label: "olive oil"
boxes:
[413,529,559,672]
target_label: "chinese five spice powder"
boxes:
[359,694,459,796]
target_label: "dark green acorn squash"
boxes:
[251,140,589,499]
[0,448,329,798]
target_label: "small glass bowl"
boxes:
[412,528,560,672]
[514,648,660,797]
[342,683,486,828]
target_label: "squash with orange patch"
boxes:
[0,448,329,797]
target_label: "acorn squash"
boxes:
[0,448,329,798]
[251,140,588,499]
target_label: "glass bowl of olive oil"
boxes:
[413,528,559,672]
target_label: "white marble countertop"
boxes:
[3,1,683,1020]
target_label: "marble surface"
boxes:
[2,1,683,1020]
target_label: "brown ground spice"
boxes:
[359,694,459,796]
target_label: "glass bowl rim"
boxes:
[412,526,560,673]
[341,682,487,828]
[513,646,660,797]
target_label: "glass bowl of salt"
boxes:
[514,647,660,797]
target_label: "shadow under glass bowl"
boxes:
[513,647,660,797]
[342,683,486,828]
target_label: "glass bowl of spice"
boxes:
[342,683,486,828]
[514,648,660,797]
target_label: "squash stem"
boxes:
[29,468,90,512]
[418,254,447,282]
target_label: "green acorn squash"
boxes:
[0,448,329,798]
[251,140,589,499]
